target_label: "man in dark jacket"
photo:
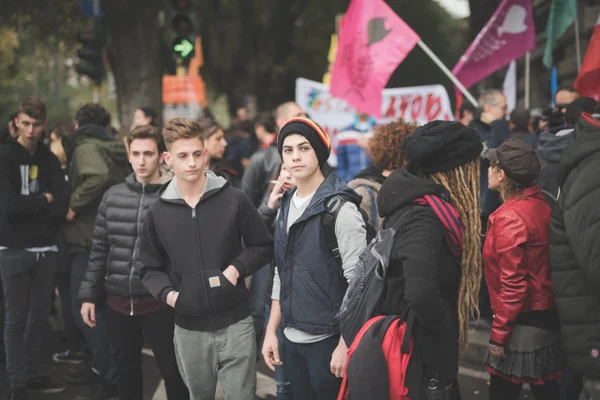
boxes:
[78,126,188,400]
[58,103,125,399]
[551,111,600,380]
[241,112,280,207]
[140,118,273,400]
[536,98,598,204]
[469,89,510,326]
[262,117,367,400]
[509,107,537,148]
[469,89,511,227]
[0,99,69,399]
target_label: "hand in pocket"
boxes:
[222,265,240,286]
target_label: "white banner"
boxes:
[295,78,454,141]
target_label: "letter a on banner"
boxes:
[330,0,420,118]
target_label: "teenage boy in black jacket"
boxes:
[140,117,274,400]
[79,126,189,400]
[0,99,69,399]
[262,117,367,400]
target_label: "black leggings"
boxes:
[489,374,560,400]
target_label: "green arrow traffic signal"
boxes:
[174,38,194,57]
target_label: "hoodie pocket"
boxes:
[174,273,208,317]
[205,269,248,313]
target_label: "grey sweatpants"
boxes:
[0,249,57,389]
[174,316,257,400]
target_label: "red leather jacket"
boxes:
[483,186,556,345]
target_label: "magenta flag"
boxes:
[452,0,535,91]
[330,0,420,118]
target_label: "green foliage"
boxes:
[0,0,468,120]
[199,0,467,111]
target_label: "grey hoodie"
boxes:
[537,128,574,166]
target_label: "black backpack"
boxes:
[322,194,377,274]
[334,209,411,345]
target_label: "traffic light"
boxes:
[170,0,196,68]
[75,22,105,85]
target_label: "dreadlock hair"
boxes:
[429,158,482,350]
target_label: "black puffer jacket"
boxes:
[377,163,461,386]
[79,173,165,302]
[550,114,600,379]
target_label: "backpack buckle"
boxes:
[427,378,439,390]
[332,247,341,258]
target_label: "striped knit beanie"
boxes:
[277,117,331,167]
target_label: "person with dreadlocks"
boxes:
[376,121,482,398]
[483,139,566,400]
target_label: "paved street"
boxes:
[0,329,546,400]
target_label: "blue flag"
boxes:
[551,67,558,107]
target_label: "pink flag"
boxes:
[452,0,535,90]
[330,0,420,118]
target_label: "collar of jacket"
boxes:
[280,172,361,224]
[125,173,164,194]
[159,170,228,205]
[502,185,543,206]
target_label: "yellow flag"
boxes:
[323,34,338,85]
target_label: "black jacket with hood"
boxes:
[550,114,600,378]
[377,163,461,384]
[0,139,69,248]
[535,125,574,202]
[79,173,169,309]
[140,171,274,332]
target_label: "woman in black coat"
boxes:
[377,121,483,399]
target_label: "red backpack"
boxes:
[338,313,415,400]
[337,195,465,400]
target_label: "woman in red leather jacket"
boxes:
[483,139,566,400]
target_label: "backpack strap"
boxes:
[400,309,415,355]
[323,195,348,270]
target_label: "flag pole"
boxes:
[416,40,479,107]
[525,52,531,109]
[574,9,582,72]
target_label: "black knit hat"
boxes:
[277,117,331,166]
[403,121,483,174]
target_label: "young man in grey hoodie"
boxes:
[140,118,273,400]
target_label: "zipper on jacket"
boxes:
[191,205,216,331]
[130,184,145,316]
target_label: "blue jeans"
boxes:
[265,305,293,400]
[68,247,117,383]
[283,334,342,400]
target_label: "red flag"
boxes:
[330,0,420,118]
[575,15,600,101]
